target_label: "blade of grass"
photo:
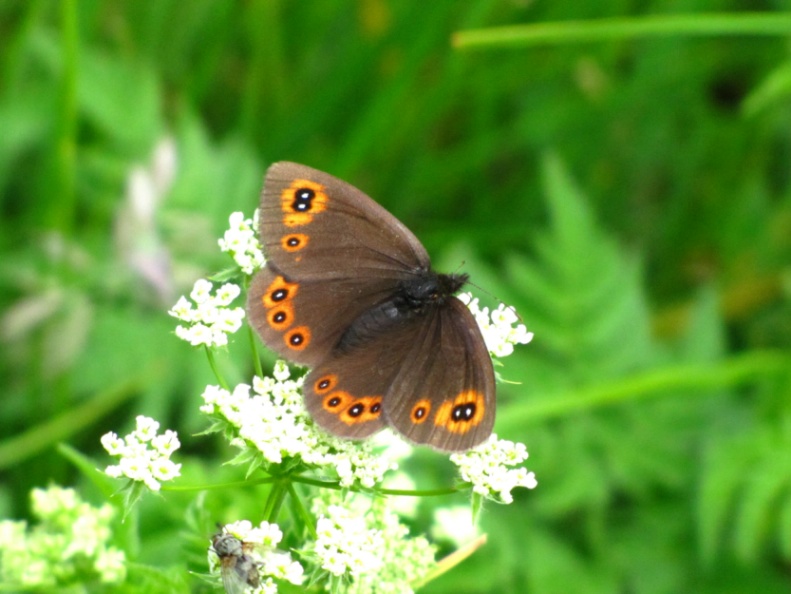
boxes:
[453,13,791,50]
[0,378,141,469]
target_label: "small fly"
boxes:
[210,529,261,594]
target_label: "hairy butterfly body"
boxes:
[247,162,495,452]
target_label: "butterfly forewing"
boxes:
[260,162,430,280]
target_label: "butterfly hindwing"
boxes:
[301,350,397,439]
[302,297,495,451]
[301,308,440,439]
[382,297,495,451]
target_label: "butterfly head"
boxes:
[438,272,469,299]
[398,271,467,311]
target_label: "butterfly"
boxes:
[210,530,261,594]
[246,162,495,452]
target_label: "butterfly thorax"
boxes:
[336,270,468,353]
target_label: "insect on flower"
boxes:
[210,529,262,594]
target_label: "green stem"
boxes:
[205,346,230,390]
[287,482,317,540]
[52,0,78,236]
[262,480,288,523]
[379,485,464,497]
[292,475,464,497]
[453,13,791,50]
[168,473,465,497]
[163,476,279,492]
[242,274,264,378]
[247,323,263,379]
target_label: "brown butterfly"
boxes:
[246,162,495,452]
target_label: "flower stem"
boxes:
[287,482,317,539]
[204,346,230,390]
[247,324,263,379]
[262,480,288,522]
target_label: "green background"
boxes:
[1,1,790,592]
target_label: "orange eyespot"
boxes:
[284,326,311,351]
[322,391,352,413]
[338,396,383,426]
[281,180,328,227]
[282,233,309,252]
[410,399,432,424]
[314,374,338,394]
[267,303,293,330]
[262,276,298,308]
[434,390,486,434]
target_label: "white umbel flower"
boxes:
[457,293,533,358]
[218,211,266,274]
[450,434,537,504]
[200,362,398,489]
[169,279,245,347]
[101,415,181,491]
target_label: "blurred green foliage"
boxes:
[1,1,790,592]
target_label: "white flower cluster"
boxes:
[169,278,246,347]
[450,435,537,504]
[218,211,266,274]
[310,492,435,593]
[101,415,181,491]
[201,362,397,488]
[458,293,534,358]
[209,520,304,592]
[0,486,126,587]
[314,504,384,578]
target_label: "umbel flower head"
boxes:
[201,361,398,489]
[451,435,538,504]
[101,415,181,491]
[218,211,266,275]
[169,279,246,347]
[307,490,436,592]
[0,486,125,588]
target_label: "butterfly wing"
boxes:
[247,267,401,367]
[259,162,429,280]
[247,162,432,367]
[300,307,428,439]
[384,297,496,451]
[302,297,495,450]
